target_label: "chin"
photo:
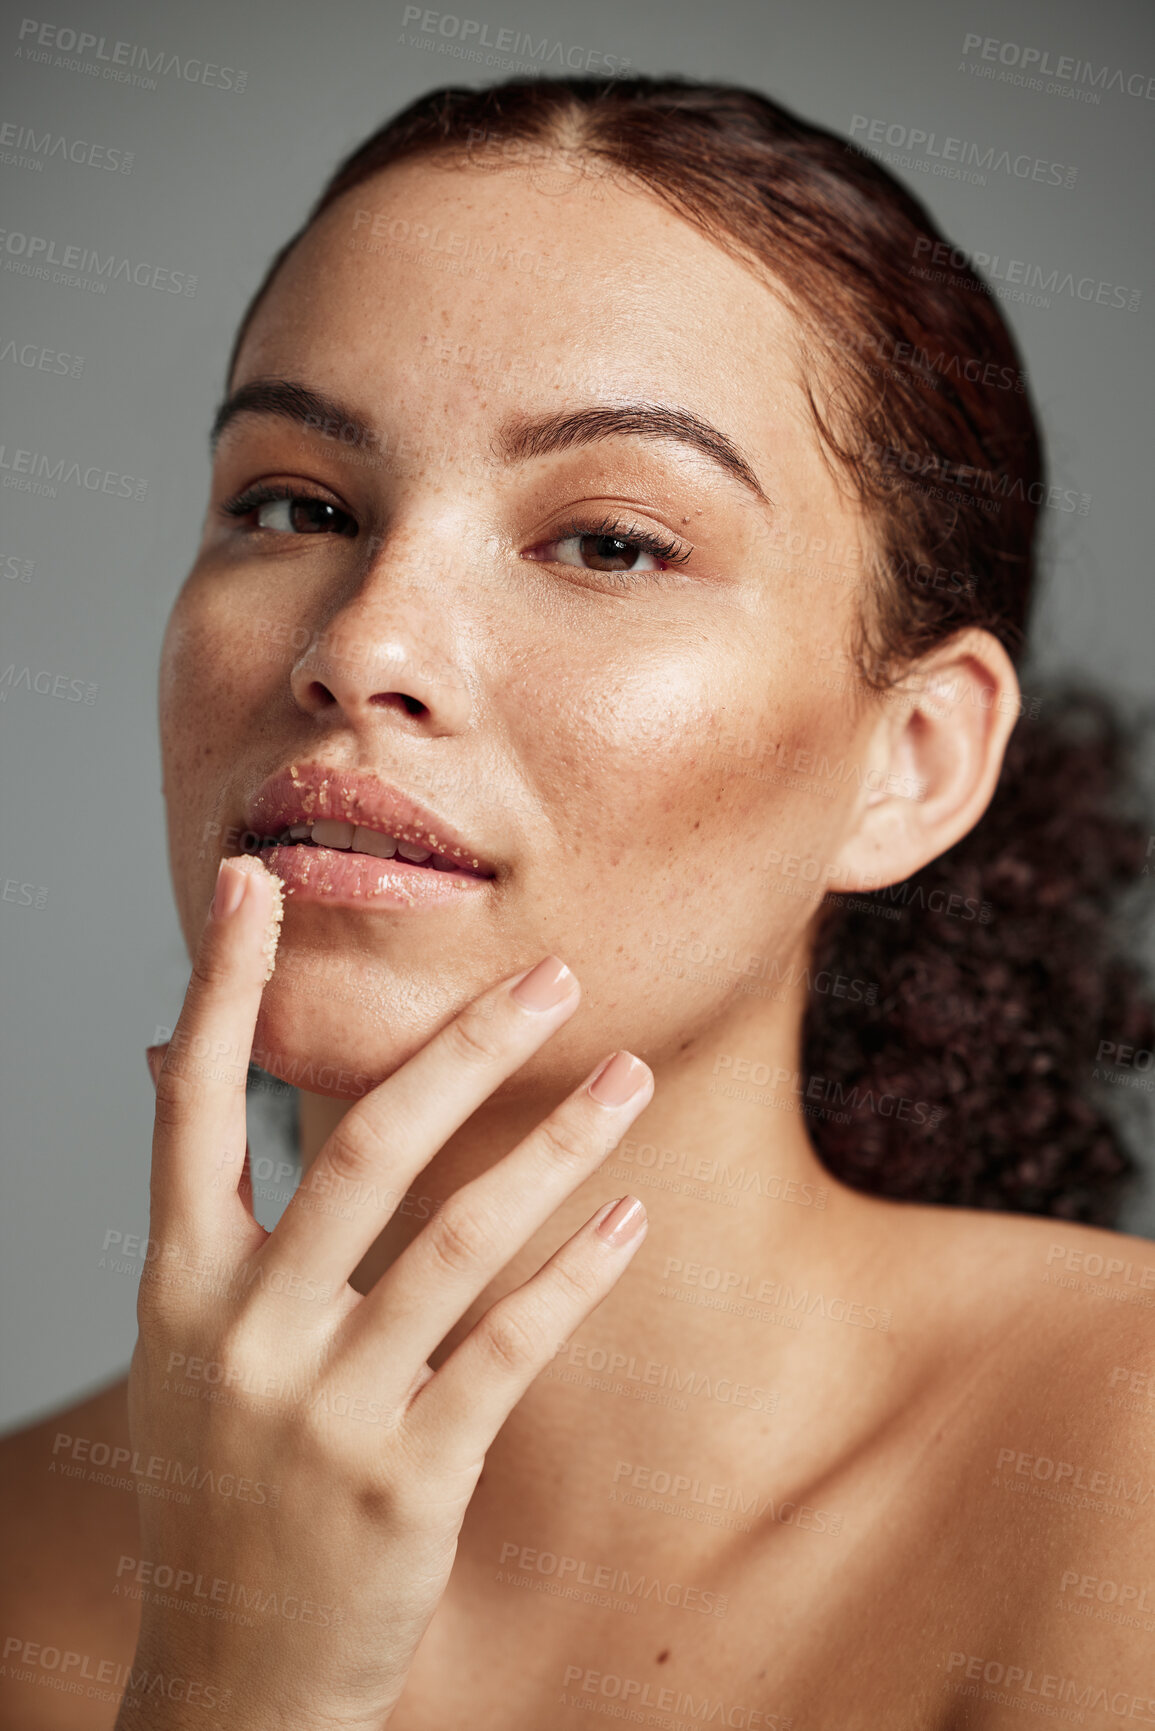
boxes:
[250,976,436,1101]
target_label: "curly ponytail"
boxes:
[226,72,1155,1224]
[804,688,1155,1223]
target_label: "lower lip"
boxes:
[259,843,492,909]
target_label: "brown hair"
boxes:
[228,75,1155,1225]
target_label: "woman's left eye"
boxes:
[534,517,691,575]
[221,485,358,538]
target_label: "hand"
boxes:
[116,854,652,1730]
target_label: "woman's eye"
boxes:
[254,495,357,537]
[549,532,664,573]
[221,484,360,537]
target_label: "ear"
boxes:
[826,627,1021,893]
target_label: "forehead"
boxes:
[233,157,823,476]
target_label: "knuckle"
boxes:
[443,1007,505,1069]
[478,1302,540,1374]
[188,943,234,997]
[549,1251,603,1309]
[212,1316,270,1386]
[320,1117,387,1189]
[425,1203,499,1277]
[533,1111,599,1173]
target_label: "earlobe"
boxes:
[826,628,1021,895]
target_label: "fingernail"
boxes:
[510,955,576,1012]
[595,1195,646,1249]
[211,858,247,921]
[588,1051,649,1108]
[230,855,285,982]
[145,1045,166,1089]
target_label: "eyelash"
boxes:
[221,482,356,535]
[548,513,691,582]
[219,486,693,582]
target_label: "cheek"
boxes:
[517,642,720,847]
[512,626,862,956]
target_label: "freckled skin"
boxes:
[10,157,1145,1731]
[158,158,889,1102]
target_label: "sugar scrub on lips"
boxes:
[226,853,285,983]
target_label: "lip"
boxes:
[241,760,498,911]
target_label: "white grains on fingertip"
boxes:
[225,854,285,983]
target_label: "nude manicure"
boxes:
[211,858,248,920]
[211,854,285,982]
[510,954,576,1011]
[595,1196,646,1248]
[588,1051,648,1107]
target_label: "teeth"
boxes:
[311,819,356,849]
[273,822,483,874]
[354,826,397,858]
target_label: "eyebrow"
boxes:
[496,403,771,504]
[209,378,772,504]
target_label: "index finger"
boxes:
[148,854,282,1248]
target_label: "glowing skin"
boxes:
[160,156,1013,1132]
[3,151,1152,1731]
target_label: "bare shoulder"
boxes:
[906,1205,1155,1692]
[0,1375,141,1729]
[882,1197,1155,1362]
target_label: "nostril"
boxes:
[370,692,429,718]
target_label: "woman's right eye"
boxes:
[222,485,359,538]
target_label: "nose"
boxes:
[288,560,473,737]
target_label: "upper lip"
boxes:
[244,761,498,877]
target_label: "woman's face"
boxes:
[159,153,885,1098]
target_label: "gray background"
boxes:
[2,0,1153,1432]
